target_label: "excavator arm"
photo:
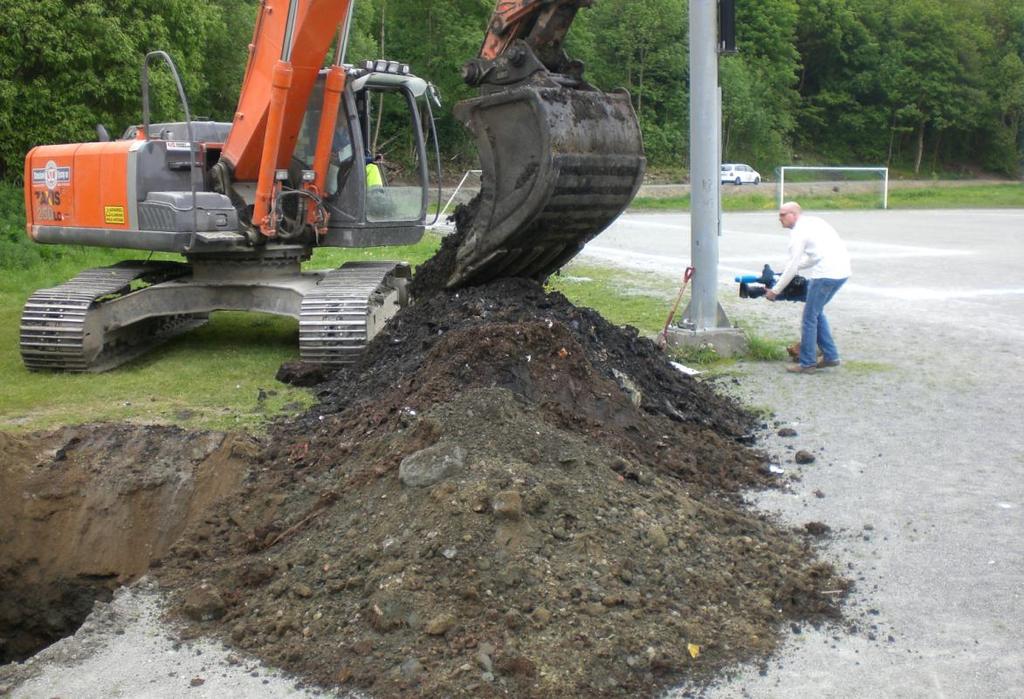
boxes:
[469,0,585,80]
[449,0,645,287]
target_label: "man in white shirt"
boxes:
[766,201,851,373]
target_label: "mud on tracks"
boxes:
[153,278,848,697]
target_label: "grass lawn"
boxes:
[0,233,441,432]
[1,180,1018,431]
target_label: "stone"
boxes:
[794,450,816,464]
[495,653,537,677]
[475,650,494,673]
[399,442,465,488]
[531,607,552,626]
[400,657,424,680]
[492,490,523,519]
[612,369,643,407]
[181,585,226,622]
[424,612,456,636]
[646,524,669,551]
[368,594,409,632]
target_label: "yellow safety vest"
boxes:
[365,162,383,188]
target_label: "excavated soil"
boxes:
[151,272,848,697]
[1,223,848,695]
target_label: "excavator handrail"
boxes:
[140,50,199,247]
[422,83,443,227]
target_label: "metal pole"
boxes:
[686,0,722,331]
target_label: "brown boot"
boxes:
[787,342,824,363]
[786,342,801,362]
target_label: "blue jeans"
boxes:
[800,277,847,367]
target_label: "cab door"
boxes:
[323,70,436,247]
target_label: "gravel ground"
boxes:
[585,208,1024,698]
[1,580,347,699]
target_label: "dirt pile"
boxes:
[157,276,848,697]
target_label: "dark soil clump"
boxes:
[158,275,848,697]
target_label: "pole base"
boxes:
[663,325,748,358]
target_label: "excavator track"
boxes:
[20,262,203,372]
[299,261,410,364]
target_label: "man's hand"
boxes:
[765,290,778,301]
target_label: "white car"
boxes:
[721,163,761,185]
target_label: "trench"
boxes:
[0,426,254,664]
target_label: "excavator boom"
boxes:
[221,0,352,180]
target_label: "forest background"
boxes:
[1,0,1023,183]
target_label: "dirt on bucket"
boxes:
[150,272,849,697]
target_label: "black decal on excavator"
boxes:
[35,204,58,221]
[35,190,62,207]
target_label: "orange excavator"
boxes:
[21,0,644,372]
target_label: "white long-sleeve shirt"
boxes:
[771,214,852,294]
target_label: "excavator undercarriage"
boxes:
[20,255,409,372]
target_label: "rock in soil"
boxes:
[153,277,849,697]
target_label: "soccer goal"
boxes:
[776,166,889,209]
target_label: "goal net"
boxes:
[776,166,889,209]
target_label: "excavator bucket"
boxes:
[449,85,645,287]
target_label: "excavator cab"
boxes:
[291,63,440,248]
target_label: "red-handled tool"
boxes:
[657,266,694,349]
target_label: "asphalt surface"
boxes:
[582,209,1024,698]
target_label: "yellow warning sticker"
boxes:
[104,206,126,224]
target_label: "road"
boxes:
[581,209,1024,698]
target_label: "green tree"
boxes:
[574,0,689,166]
[720,0,800,170]
[863,0,988,173]
[791,0,889,164]
[0,0,246,180]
